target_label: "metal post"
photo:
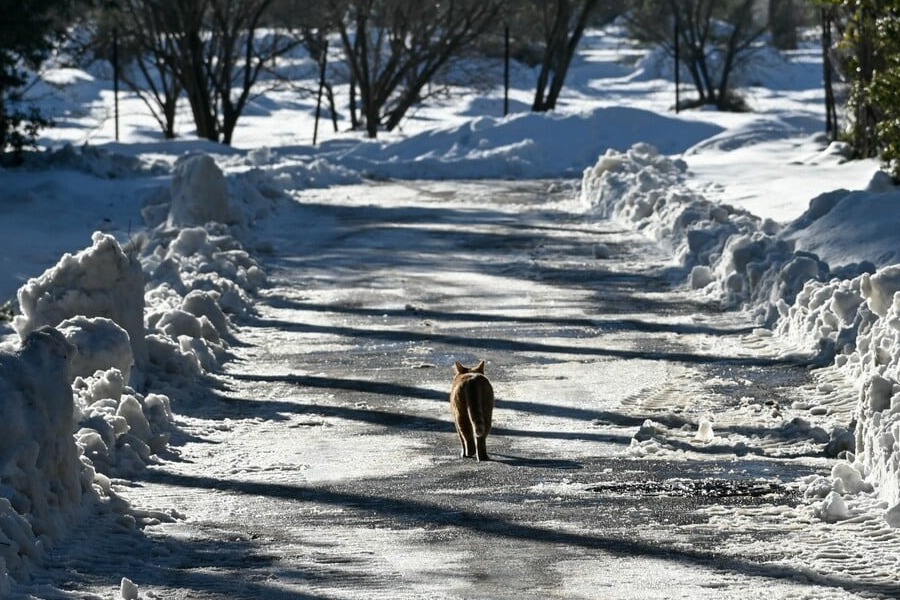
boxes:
[504,25,510,117]
[821,8,838,139]
[313,39,328,146]
[113,27,120,141]
[674,14,680,114]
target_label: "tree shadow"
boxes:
[258,199,713,316]
[226,372,641,428]
[230,372,447,403]
[261,297,755,337]
[492,425,631,445]
[488,454,583,470]
[218,365,827,458]
[174,387,636,449]
[40,508,349,600]
[222,372,802,454]
[243,317,806,369]
[137,470,900,599]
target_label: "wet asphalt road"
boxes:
[52,180,899,599]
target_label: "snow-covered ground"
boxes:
[1,23,899,596]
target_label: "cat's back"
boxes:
[452,370,493,402]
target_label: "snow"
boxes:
[14,232,147,369]
[579,141,900,526]
[0,22,899,597]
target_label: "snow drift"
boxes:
[0,152,270,589]
[777,265,900,522]
[335,107,723,180]
[0,327,87,591]
[581,143,900,524]
[580,142,830,324]
[14,232,148,369]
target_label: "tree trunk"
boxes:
[222,102,239,145]
[532,60,553,111]
[349,77,359,131]
[542,0,598,111]
[696,50,716,103]
[768,0,797,50]
[532,0,569,112]
[183,31,219,142]
[362,83,379,138]
[163,98,178,139]
[854,5,878,157]
[715,7,746,108]
[325,83,339,133]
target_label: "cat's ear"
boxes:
[454,361,466,374]
[473,360,485,373]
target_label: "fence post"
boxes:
[504,25,510,117]
[821,8,838,140]
[674,14,680,114]
[113,27,120,141]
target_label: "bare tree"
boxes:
[525,0,623,112]
[628,0,767,111]
[768,0,798,50]
[327,0,502,138]
[112,0,299,145]
[296,22,341,134]
[104,3,182,139]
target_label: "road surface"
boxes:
[41,180,900,599]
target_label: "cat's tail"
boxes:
[469,403,488,438]
[466,379,492,437]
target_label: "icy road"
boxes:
[49,181,900,599]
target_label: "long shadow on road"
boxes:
[211,382,798,461]
[227,372,677,433]
[266,199,715,317]
[262,298,755,337]
[192,388,636,448]
[140,470,899,599]
[244,317,806,369]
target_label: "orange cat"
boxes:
[449,360,494,461]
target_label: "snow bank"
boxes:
[57,316,134,383]
[581,143,828,323]
[14,232,148,369]
[167,154,235,228]
[582,143,900,524]
[0,152,272,588]
[777,269,900,519]
[781,183,900,270]
[137,153,268,390]
[74,367,172,478]
[769,183,900,521]
[336,107,722,180]
[241,151,364,191]
[0,327,90,590]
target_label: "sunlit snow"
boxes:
[0,22,898,598]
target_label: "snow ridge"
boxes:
[0,154,270,590]
[582,143,900,524]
